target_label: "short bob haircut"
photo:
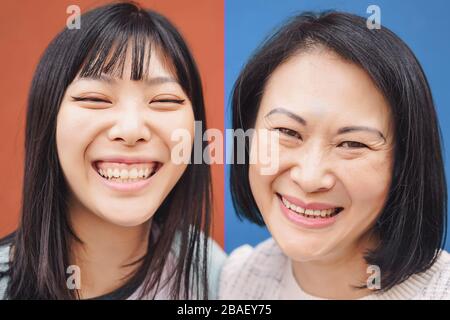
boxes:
[230,11,447,291]
[0,2,211,299]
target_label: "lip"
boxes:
[92,156,159,165]
[279,194,339,210]
[91,158,161,193]
[277,194,342,229]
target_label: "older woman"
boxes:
[221,11,449,299]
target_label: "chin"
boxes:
[94,203,155,227]
[269,222,334,262]
[103,213,151,227]
[280,238,332,262]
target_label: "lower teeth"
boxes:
[298,212,333,219]
[99,171,156,182]
[104,177,148,183]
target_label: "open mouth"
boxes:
[92,161,162,183]
[277,193,344,219]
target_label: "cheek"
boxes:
[150,109,195,188]
[56,106,95,175]
[248,163,277,218]
[339,153,392,211]
[56,103,100,147]
[248,130,286,218]
[158,109,195,150]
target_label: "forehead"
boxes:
[122,47,174,79]
[260,50,391,124]
[78,40,177,82]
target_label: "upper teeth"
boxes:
[97,164,156,180]
[282,196,337,217]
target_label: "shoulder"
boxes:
[169,231,227,300]
[419,250,450,299]
[0,244,11,300]
[0,244,10,266]
[375,250,450,300]
[219,238,287,299]
[207,238,227,299]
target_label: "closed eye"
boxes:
[150,98,185,104]
[71,96,112,103]
[338,141,368,149]
[274,127,301,139]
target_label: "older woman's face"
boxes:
[249,50,394,262]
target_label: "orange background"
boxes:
[0,0,224,246]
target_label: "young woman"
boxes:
[221,12,449,299]
[0,2,225,299]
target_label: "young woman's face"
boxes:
[56,50,194,227]
[249,50,394,262]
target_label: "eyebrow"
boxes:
[265,107,386,141]
[77,74,179,86]
[265,107,307,125]
[337,126,386,141]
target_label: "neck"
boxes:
[68,198,151,299]
[291,234,377,299]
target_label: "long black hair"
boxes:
[0,2,211,299]
[230,11,447,291]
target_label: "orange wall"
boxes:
[0,0,224,246]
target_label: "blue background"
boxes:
[225,0,450,253]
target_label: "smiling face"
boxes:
[56,47,194,227]
[249,49,394,263]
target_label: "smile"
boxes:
[94,161,161,183]
[91,159,162,192]
[280,195,342,218]
[277,193,344,228]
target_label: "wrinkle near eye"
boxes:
[263,114,275,129]
[365,137,391,150]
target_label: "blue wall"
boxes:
[225,0,450,252]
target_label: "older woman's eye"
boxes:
[338,141,368,149]
[275,127,301,139]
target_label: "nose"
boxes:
[289,143,336,193]
[107,108,151,146]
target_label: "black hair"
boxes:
[230,11,447,291]
[0,1,211,299]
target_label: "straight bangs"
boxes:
[80,25,163,78]
[75,7,197,110]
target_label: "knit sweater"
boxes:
[219,238,450,300]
